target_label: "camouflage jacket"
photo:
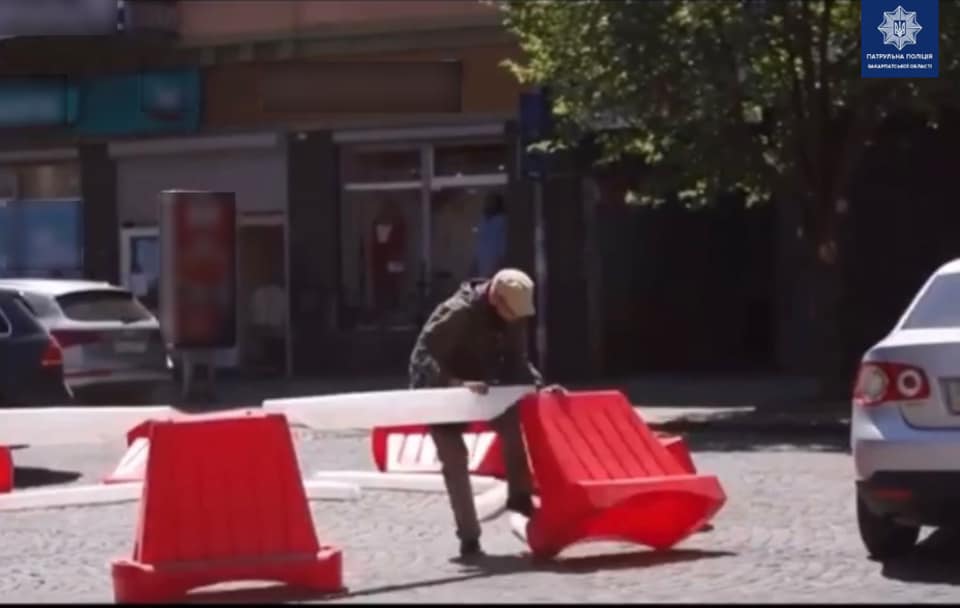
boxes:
[408,279,543,389]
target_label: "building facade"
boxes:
[0,0,596,379]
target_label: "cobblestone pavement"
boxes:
[4,430,960,603]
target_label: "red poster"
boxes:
[159,190,237,349]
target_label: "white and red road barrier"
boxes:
[0,445,11,494]
[0,386,699,512]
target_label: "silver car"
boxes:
[0,279,171,403]
[852,258,960,559]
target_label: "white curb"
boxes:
[310,469,509,522]
[310,470,501,494]
[0,479,361,512]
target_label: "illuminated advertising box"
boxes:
[158,190,236,350]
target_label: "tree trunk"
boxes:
[808,255,851,398]
[807,207,855,400]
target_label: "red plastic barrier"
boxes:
[518,391,726,559]
[111,412,344,603]
[125,420,152,445]
[0,445,11,493]
[370,422,505,478]
[371,427,696,479]
[657,433,697,474]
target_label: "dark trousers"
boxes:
[429,404,532,542]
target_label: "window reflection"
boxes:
[340,145,421,183]
[434,141,507,176]
[337,139,509,331]
[15,163,81,199]
[340,189,423,329]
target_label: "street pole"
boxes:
[533,180,548,374]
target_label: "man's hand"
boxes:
[463,381,490,395]
[541,383,568,396]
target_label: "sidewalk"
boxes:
[186,373,850,436]
[593,374,850,435]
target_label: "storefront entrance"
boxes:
[237,214,287,376]
[119,212,289,376]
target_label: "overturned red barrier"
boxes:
[0,446,11,494]
[657,433,697,474]
[370,422,505,478]
[371,426,697,479]
[518,391,725,559]
[111,412,343,603]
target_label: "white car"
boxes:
[852,258,960,559]
[0,279,172,403]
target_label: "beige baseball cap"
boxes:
[490,268,536,318]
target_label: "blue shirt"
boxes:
[474,214,507,277]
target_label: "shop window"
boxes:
[122,230,161,313]
[0,203,11,274]
[340,146,421,183]
[0,198,83,278]
[0,169,17,200]
[14,162,82,199]
[339,189,424,330]
[337,137,510,331]
[430,186,506,290]
[433,141,507,177]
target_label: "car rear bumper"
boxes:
[858,472,960,526]
[851,404,960,480]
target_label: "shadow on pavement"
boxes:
[338,548,734,599]
[881,528,960,585]
[471,547,734,574]
[13,466,82,489]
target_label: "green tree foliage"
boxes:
[501,0,959,259]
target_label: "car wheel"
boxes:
[857,494,920,560]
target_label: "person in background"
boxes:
[408,267,564,560]
[472,193,507,278]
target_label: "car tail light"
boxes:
[51,329,101,348]
[853,362,930,406]
[40,337,63,368]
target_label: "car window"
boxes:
[21,292,59,319]
[2,296,45,335]
[55,290,153,323]
[902,273,960,329]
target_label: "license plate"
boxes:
[945,380,960,413]
[114,341,148,354]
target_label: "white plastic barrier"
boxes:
[0,479,361,512]
[0,387,536,447]
[510,512,530,544]
[262,386,534,431]
[475,480,509,523]
[0,406,195,446]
